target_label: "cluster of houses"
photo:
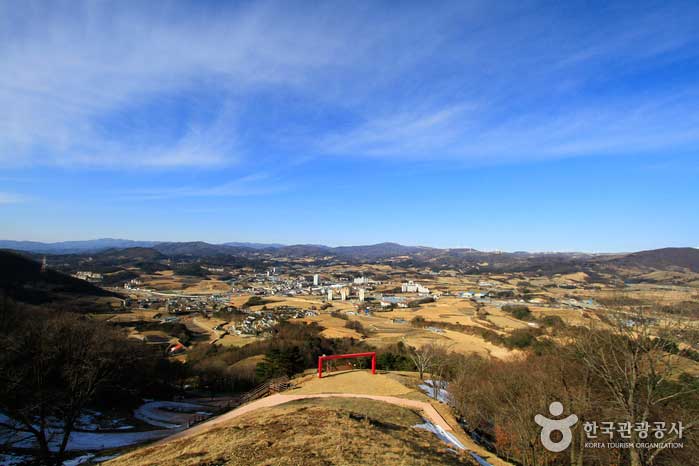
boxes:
[353,276,379,285]
[559,297,597,309]
[233,272,383,305]
[123,278,143,289]
[72,270,103,282]
[458,290,490,302]
[162,296,223,315]
[380,296,408,308]
[342,308,372,317]
[454,286,598,311]
[123,294,227,316]
[224,306,319,336]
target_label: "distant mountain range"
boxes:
[0,238,283,254]
[608,247,699,273]
[0,238,160,254]
[1,239,698,273]
[224,241,286,249]
[0,238,443,258]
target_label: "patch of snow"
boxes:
[74,410,101,431]
[72,410,133,432]
[133,401,207,429]
[414,421,466,450]
[63,453,94,466]
[3,426,173,452]
[2,409,134,436]
[414,420,493,466]
[468,451,493,466]
[0,453,32,465]
[418,379,451,404]
[0,412,22,429]
[64,429,173,451]
[0,428,35,450]
[93,453,120,463]
[2,402,210,457]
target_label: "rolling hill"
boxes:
[332,242,435,260]
[0,250,121,312]
[153,241,255,257]
[106,388,480,466]
[2,239,699,281]
[609,247,699,272]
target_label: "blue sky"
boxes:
[1,1,698,251]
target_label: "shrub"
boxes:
[659,301,699,318]
[244,296,272,307]
[377,343,416,371]
[331,310,348,320]
[540,315,565,328]
[174,263,208,277]
[505,328,540,348]
[345,320,369,337]
[411,316,426,326]
[502,304,532,321]
[255,346,305,379]
[408,297,434,308]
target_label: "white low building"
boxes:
[401,280,429,294]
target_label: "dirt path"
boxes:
[154,393,510,466]
[158,393,453,444]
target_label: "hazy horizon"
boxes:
[2,236,698,255]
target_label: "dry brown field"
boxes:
[217,334,264,347]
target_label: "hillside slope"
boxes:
[0,250,120,312]
[108,398,475,466]
[611,247,699,272]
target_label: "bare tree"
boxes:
[575,309,699,466]
[447,308,699,466]
[403,341,438,380]
[0,308,129,465]
[450,354,557,466]
[426,343,453,401]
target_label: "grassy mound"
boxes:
[108,398,474,466]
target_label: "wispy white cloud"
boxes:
[319,104,476,157]
[1,1,698,170]
[319,91,699,163]
[120,172,288,201]
[0,1,389,168]
[315,2,699,163]
[0,192,26,204]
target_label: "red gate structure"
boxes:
[317,352,376,378]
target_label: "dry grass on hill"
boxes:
[300,313,364,339]
[216,333,263,347]
[108,398,475,466]
[291,371,415,397]
[181,279,231,294]
[230,354,265,371]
